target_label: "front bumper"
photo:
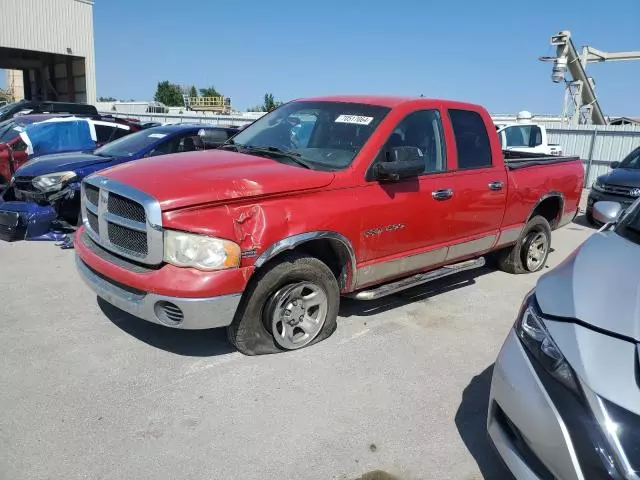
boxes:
[587,189,637,212]
[0,200,57,241]
[488,329,583,480]
[76,255,241,329]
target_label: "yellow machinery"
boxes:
[183,95,232,114]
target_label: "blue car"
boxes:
[0,123,238,241]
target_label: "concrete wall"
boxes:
[0,0,95,104]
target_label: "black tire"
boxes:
[585,209,595,225]
[227,252,340,356]
[497,215,552,274]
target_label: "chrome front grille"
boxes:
[81,175,163,265]
[602,184,638,198]
[87,210,99,234]
[108,193,146,223]
[107,223,148,255]
[85,184,99,206]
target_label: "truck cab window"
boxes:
[377,109,446,174]
[503,125,542,148]
[449,109,492,169]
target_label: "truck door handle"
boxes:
[432,188,454,200]
[488,181,504,191]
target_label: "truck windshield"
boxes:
[227,101,391,170]
[615,198,640,245]
[94,127,174,157]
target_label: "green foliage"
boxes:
[188,85,198,98]
[199,86,221,97]
[246,93,283,112]
[98,96,117,102]
[153,80,184,107]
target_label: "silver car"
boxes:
[487,199,640,480]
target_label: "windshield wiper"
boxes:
[242,145,313,169]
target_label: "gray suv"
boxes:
[487,199,640,479]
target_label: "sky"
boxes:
[4,0,640,115]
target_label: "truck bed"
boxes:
[503,150,580,170]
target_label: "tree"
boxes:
[188,85,198,98]
[98,96,117,102]
[263,93,283,112]
[153,80,184,107]
[199,86,221,97]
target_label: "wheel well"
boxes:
[259,239,352,290]
[530,196,562,228]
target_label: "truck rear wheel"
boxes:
[227,252,340,355]
[497,215,552,274]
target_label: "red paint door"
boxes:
[445,108,507,252]
[355,109,459,287]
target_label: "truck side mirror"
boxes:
[593,201,622,224]
[610,161,620,169]
[375,146,424,181]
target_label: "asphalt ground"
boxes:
[1,202,595,480]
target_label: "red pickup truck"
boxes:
[74,96,584,355]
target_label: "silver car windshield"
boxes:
[615,197,640,244]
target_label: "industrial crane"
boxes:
[540,30,640,125]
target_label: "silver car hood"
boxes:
[536,230,640,341]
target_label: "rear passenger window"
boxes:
[111,128,130,140]
[449,109,492,169]
[95,125,115,143]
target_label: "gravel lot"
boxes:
[1,206,595,480]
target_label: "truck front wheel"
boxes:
[227,252,340,355]
[497,215,552,274]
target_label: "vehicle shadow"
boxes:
[339,266,494,318]
[571,213,597,230]
[98,297,235,357]
[455,364,514,480]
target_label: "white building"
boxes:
[0,0,96,104]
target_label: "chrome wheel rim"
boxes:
[526,232,548,271]
[267,282,328,350]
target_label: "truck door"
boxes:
[356,108,456,288]
[445,108,507,261]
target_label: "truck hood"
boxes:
[99,149,336,210]
[16,151,112,177]
[536,230,640,341]
[599,168,640,188]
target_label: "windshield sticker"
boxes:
[335,114,374,125]
[148,133,167,139]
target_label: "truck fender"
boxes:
[254,231,358,292]
[527,191,565,228]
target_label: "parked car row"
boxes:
[0,114,143,186]
[0,122,240,240]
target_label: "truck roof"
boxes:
[295,95,485,111]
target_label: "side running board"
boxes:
[348,257,486,301]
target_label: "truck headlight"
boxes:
[163,230,241,271]
[32,171,77,192]
[515,293,579,394]
[592,180,606,192]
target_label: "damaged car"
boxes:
[0,114,140,187]
[0,124,239,242]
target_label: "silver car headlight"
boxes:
[163,230,241,271]
[32,171,77,192]
[592,180,606,192]
[515,292,579,393]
